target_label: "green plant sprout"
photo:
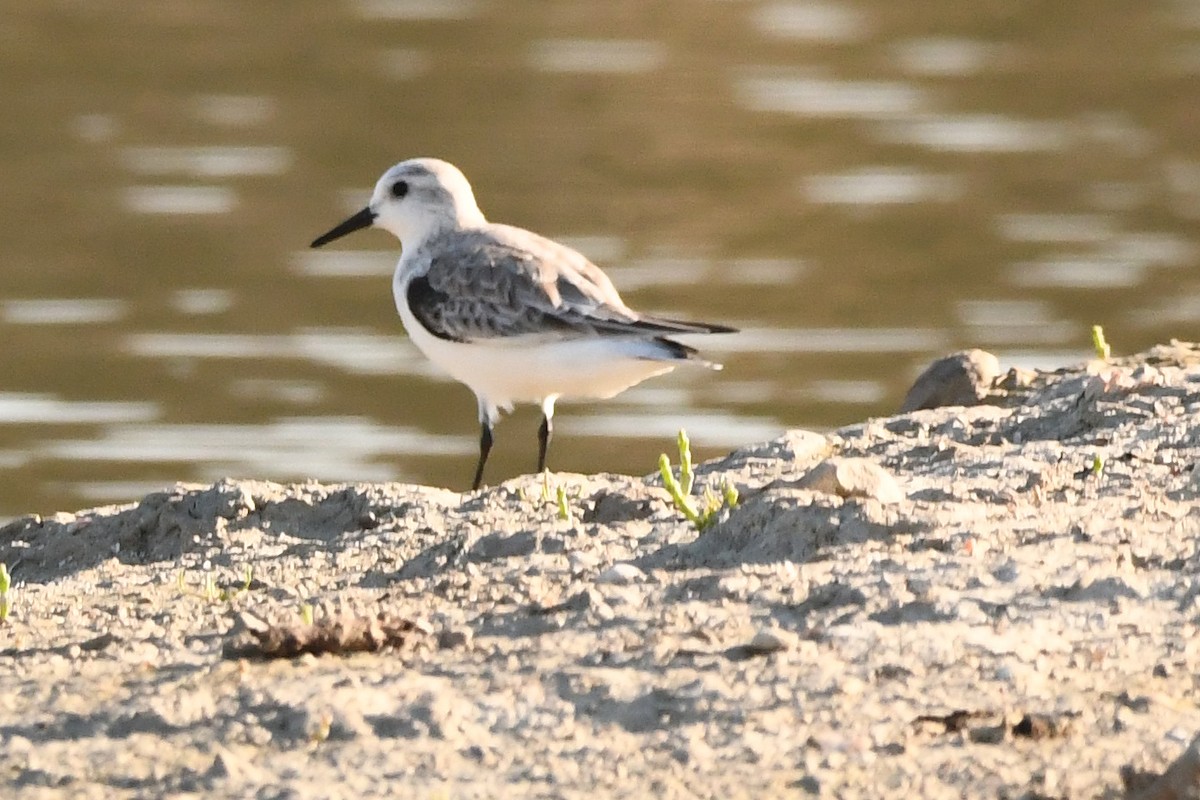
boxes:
[658,429,739,531]
[0,562,11,623]
[177,564,254,603]
[308,710,333,744]
[1091,325,1111,360]
[532,469,577,524]
[722,480,740,508]
[556,484,574,524]
[1092,454,1105,478]
[300,603,315,626]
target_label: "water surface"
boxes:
[0,0,1195,516]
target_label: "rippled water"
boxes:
[0,0,1196,518]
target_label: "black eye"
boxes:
[390,180,409,199]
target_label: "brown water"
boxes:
[1,0,1196,518]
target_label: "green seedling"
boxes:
[300,603,315,626]
[556,484,574,524]
[202,571,220,602]
[1092,454,1105,478]
[308,710,333,745]
[678,429,695,496]
[177,564,254,603]
[658,429,739,531]
[0,562,11,623]
[532,469,577,524]
[722,480,741,508]
[1091,325,1111,360]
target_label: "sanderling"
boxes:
[311,157,736,490]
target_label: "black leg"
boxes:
[472,421,493,491]
[537,414,553,473]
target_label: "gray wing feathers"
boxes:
[417,225,730,342]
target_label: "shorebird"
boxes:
[310,158,736,490]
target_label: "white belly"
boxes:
[394,274,676,410]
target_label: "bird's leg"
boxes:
[537,395,558,475]
[537,416,552,473]
[472,421,493,491]
[472,398,497,491]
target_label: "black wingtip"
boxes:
[653,337,700,360]
[701,322,739,334]
[636,316,739,335]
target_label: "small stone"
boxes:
[796,458,905,503]
[81,632,119,652]
[203,745,264,786]
[717,574,751,597]
[901,349,1000,412]
[471,530,538,561]
[207,753,231,781]
[1167,726,1193,743]
[568,552,600,575]
[1011,712,1071,739]
[968,723,1007,744]
[5,735,33,755]
[591,597,616,622]
[906,576,933,599]
[358,511,379,529]
[745,626,796,654]
[822,750,847,770]
[992,560,1020,583]
[794,776,820,795]
[584,490,658,524]
[437,627,472,650]
[595,563,645,585]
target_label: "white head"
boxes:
[311,158,487,250]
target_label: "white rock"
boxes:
[796,457,905,503]
[595,563,646,585]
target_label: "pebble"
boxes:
[438,627,473,650]
[568,552,600,575]
[900,349,1000,412]
[796,458,905,504]
[745,626,796,654]
[595,563,646,585]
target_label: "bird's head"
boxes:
[310,157,486,250]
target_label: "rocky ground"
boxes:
[3,342,1200,799]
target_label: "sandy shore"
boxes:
[3,342,1200,798]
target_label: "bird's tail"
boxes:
[645,337,724,370]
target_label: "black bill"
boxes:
[310,207,376,248]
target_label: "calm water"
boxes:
[0,1,1196,518]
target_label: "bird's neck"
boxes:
[401,206,486,252]
[453,204,487,230]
